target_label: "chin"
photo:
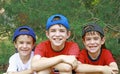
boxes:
[88,49,97,53]
[20,52,29,56]
[23,54,29,57]
[88,47,96,51]
[53,42,63,46]
[54,44,62,47]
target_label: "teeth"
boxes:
[89,46,96,48]
[56,39,60,41]
[54,38,61,41]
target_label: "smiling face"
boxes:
[14,35,35,57]
[46,24,70,51]
[83,31,105,54]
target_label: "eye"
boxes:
[50,29,56,32]
[27,42,32,44]
[60,29,66,32]
[19,41,24,44]
[94,37,99,40]
[85,37,91,41]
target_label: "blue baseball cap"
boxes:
[46,14,70,30]
[13,26,36,42]
[82,23,104,37]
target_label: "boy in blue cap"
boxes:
[6,26,36,74]
[31,14,80,74]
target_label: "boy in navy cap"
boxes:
[76,23,119,74]
[6,26,36,74]
[31,14,80,74]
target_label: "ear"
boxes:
[33,42,36,47]
[32,43,36,50]
[46,31,49,38]
[101,37,105,45]
[66,31,71,39]
[14,42,17,48]
[82,38,86,45]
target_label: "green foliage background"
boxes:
[0,0,120,73]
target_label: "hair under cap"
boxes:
[82,23,104,37]
[46,14,70,30]
[13,26,36,41]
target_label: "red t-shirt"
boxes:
[34,40,80,59]
[78,48,115,65]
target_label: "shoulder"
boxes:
[36,40,50,49]
[35,40,51,54]
[65,41,80,50]
[101,48,114,58]
[81,49,86,52]
[65,41,80,54]
[9,53,19,60]
[80,49,87,54]
[37,40,50,46]
[9,53,20,63]
[101,48,115,64]
[102,48,112,54]
[66,41,78,46]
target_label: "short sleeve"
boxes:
[104,49,115,65]
[7,54,18,72]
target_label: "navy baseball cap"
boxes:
[46,14,70,30]
[82,23,104,37]
[13,26,36,41]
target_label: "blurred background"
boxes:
[0,0,120,73]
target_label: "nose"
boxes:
[23,43,27,48]
[55,31,60,36]
[90,39,94,44]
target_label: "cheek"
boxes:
[63,33,69,37]
[83,41,88,47]
[96,40,102,44]
[15,44,21,48]
[29,44,34,49]
[84,41,89,45]
[48,33,54,37]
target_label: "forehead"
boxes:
[85,31,100,37]
[49,24,66,29]
[16,35,33,40]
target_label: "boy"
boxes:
[76,23,119,74]
[6,26,36,74]
[31,14,80,74]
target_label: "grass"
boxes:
[0,39,15,64]
[0,39,15,73]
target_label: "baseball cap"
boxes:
[82,23,104,37]
[13,26,36,41]
[46,14,70,30]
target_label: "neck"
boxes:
[88,49,101,60]
[51,44,65,52]
[20,54,31,64]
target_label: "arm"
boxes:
[75,61,113,74]
[31,55,62,71]
[109,62,119,74]
[53,63,72,72]
[105,50,119,74]
[31,55,78,71]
